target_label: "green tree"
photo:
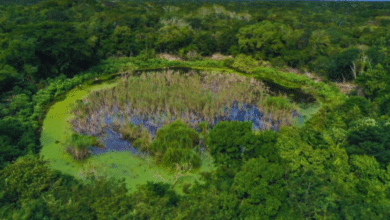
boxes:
[0,64,21,93]
[32,21,99,79]
[0,34,38,73]
[276,126,350,219]
[343,155,390,219]
[326,47,360,82]
[156,25,193,54]
[206,121,252,171]
[344,118,390,168]
[0,117,40,170]
[107,25,135,57]
[215,29,238,55]
[8,93,31,115]
[355,63,390,100]
[0,154,133,219]
[230,156,287,219]
[378,94,390,117]
[307,29,331,58]
[242,129,280,163]
[236,20,303,60]
[128,181,180,219]
[193,31,217,56]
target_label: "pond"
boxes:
[40,68,318,196]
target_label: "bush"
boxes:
[150,119,200,155]
[118,122,142,142]
[150,119,201,171]
[64,133,104,161]
[265,95,293,111]
[133,128,152,152]
[222,58,234,68]
[136,48,156,61]
[337,96,371,117]
[230,54,259,74]
[160,147,202,171]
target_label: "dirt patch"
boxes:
[156,53,185,61]
[157,52,233,62]
[304,71,324,83]
[335,82,365,96]
[205,53,233,61]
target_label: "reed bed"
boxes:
[69,70,299,146]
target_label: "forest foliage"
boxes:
[1,0,390,219]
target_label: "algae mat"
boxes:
[39,78,215,196]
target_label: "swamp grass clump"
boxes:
[63,132,105,161]
[114,122,143,142]
[132,127,153,152]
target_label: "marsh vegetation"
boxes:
[65,69,300,171]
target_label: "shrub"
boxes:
[64,133,104,161]
[265,95,293,111]
[160,147,202,171]
[150,119,200,155]
[133,128,152,152]
[118,122,142,142]
[149,119,201,171]
[230,54,259,74]
[337,96,371,117]
[222,58,234,68]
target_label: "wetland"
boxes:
[40,68,318,195]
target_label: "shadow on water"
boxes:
[262,79,316,104]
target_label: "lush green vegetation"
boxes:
[2,0,390,219]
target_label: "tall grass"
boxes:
[95,70,289,125]
[69,69,300,152]
[63,132,105,161]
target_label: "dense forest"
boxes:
[1,0,390,219]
